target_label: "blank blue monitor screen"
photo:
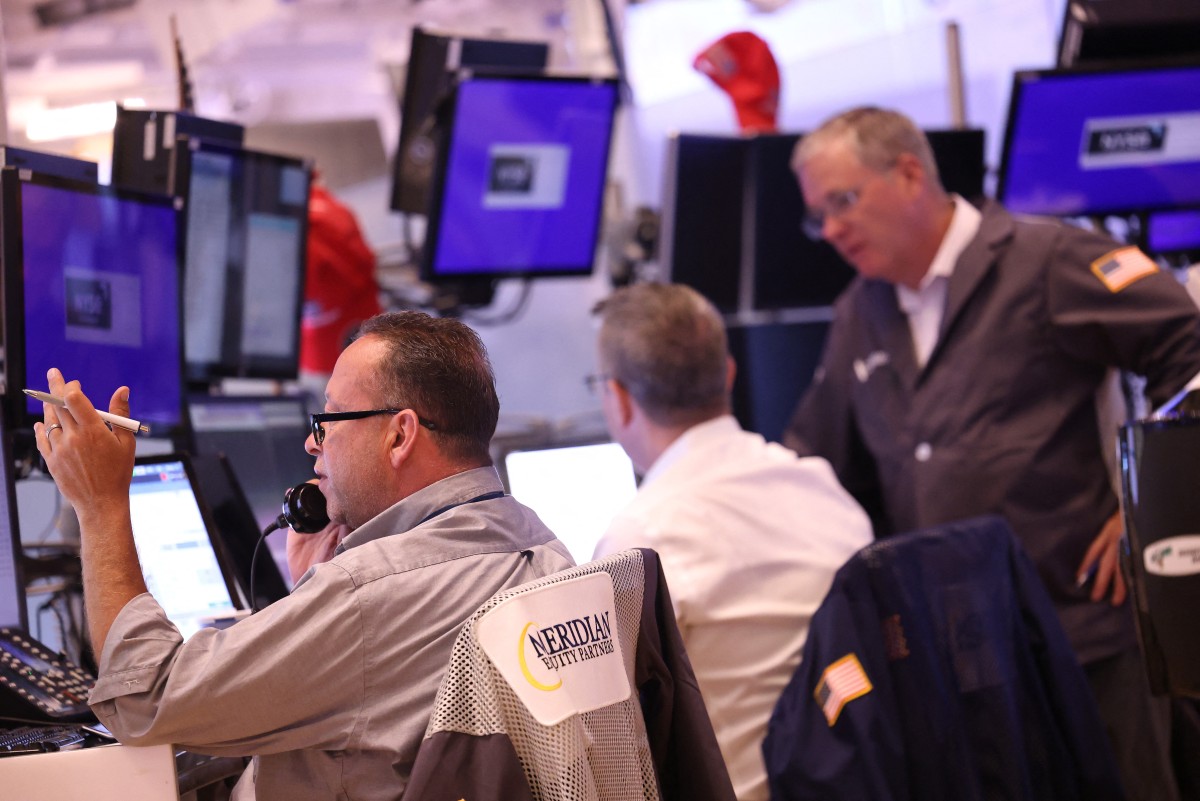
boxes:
[18,177,182,428]
[999,64,1200,216]
[1146,208,1200,255]
[426,75,619,279]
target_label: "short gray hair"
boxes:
[593,283,729,427]
[792,106,941,184]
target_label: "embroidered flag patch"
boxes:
[1090,247,1159,293]
[814,653,873,726]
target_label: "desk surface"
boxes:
[0,741,178,801]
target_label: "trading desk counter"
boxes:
[0,741,178,800]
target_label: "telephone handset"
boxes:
[0,627,95,723]
[278,482,330,534]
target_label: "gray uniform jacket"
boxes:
[89,466,575,801]
[785,201,1200,664]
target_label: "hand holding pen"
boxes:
[24,388,150,435]
[33,369,140,512]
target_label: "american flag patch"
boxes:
[813,653,873,726]
[1090,247,1159,293]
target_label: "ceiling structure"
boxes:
[0,0,590,152]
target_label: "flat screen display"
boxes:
[1146,208,1200,255]
[423,74,619,280]
[177,141,310,382]
[6,172,183,430]
[129,457,240,638]
[503,441,637,564]
[998,64,1200,216]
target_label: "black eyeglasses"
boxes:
[310,409,438,445]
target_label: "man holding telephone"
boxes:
[35,311,574,801]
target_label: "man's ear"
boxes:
[894,151,926,195]
[387,410,421,468]
[725,355,737,394]
[609,378,636,428]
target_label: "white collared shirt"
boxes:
[594,416,872,801]
[895,195,983,368]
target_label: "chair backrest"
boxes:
[763,515,1125,801]
[403,548,735,801]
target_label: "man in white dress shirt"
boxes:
[590,282,873,801]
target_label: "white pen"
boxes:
[23,389,151,435]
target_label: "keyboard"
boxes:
[0,724,87,756]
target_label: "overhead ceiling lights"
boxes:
[25,100,119,142]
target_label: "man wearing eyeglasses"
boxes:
[782,106,1200,801]
[35,311,574,801]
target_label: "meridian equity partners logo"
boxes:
[478,572,630,725]
[519,611,615,692]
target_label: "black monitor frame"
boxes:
[111,107,245,196]
[420,71,620,284]
[996,61,1200,218]
[0,167,187,437]
[390,25,550,216]
[171,138,312,385]
[0,411,27,632]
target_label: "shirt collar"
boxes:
[335,466,505,553]
[641,414,740,487]
[896,194,982,308]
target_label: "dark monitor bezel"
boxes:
[389,25,550,215]
[996,60,1200,218]
[420,72,621,283]
[0,410,27,632]
[130,452,245,617]
[0,167,187,437]
[171,138,313,384]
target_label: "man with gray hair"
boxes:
[784,105,1200,799]
[591,282,872,801]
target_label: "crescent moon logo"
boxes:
[519,621,563,692]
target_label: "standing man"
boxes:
[784,106,1200,799]
[36,311,574,801]
[591,282,873,801]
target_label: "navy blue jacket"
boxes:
[763,516,1126,801]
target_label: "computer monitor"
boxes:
[747,134,857,312]
[422,73,620,282]
[660,133,747,314]
[188,452,290,608]
[390,25,549,215]
[1,169,184,432]
[998,63,1200,217]
[501,441,638,564]
[111,107,245,196]
[1145,208,1200,258]
[172,139,312,383]
[0,146,98,184]
[186,395,315,534]
[0,415,27,632]
[129,455,242,638]
[1057,0,1200,68]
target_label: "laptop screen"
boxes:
[503,442,638,564]
[129,458,240,638]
